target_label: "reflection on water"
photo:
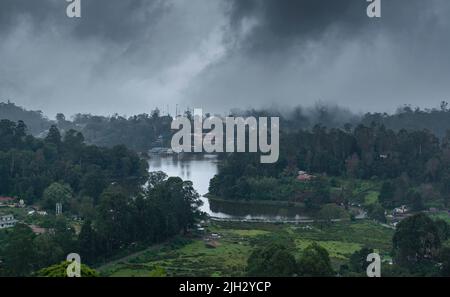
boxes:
[208,199,310,220]
[148,155,310,220]
[148,154,217,196]
[148,154,232,218]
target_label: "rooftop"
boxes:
[0,196,15,202]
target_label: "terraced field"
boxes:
[98,219,394,277]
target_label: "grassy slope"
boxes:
[99,219,394,277]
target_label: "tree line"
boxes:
[210,122,450,210]
[247,213,450,277]
[0,101,173,152]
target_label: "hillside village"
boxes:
[0,196,61,234]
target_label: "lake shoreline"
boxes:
[203,194,315,222]
[148,155,310,220]
[204,194,306,208]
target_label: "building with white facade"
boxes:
[0,214,18,229]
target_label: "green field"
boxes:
[429,211,450,224]
[98,219,394,277]
[364,191,379,206]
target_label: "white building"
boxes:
[393,205,409,215]
[0,214,18,229]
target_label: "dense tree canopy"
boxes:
[0,120,148,206]
[392,214,441,267]
[297,243,334,277]
[247,243,297,277]
[210,121,450,211]
[0,121,202,276]
[36,261,99,277]
[0,101,173,152]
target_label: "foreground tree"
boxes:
[392,213,441,268]
[348,247,375,275]
[297,243,334,277]
[33,234,65,269]
[439,247,450,277]
[247,243,297,277]
[36,261,99,277]
[78,220,98,264]
[96,185,134,255]
[149,266,167,277]
[2,224,36,276]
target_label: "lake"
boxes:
[148,154,311,221]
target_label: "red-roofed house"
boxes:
[0,197,16,206]
[29,225,48,235]
[297,171,315,182]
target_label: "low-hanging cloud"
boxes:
[186,0,450,113]
[0,0,449,118]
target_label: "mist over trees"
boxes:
[3,101,450,154]
[229,102,361,132]
[362,102,450,138]
[0,101,51,135]
[0,102,173,152]
[210,118,450,211]
[66,111,173,151]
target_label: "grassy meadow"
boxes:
[98,219,394,277]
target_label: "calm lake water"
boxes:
[148,155,310,221]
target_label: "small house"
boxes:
[297,171,315,182]
[37,211,48,216]
[393,205,409,215]
[29,225,47,235]
[0,214,18,229]
[0,197,15,207]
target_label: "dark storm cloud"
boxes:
[226,0,368,52]
[0,0,227,117]
[0,0,60,32]
[0,0,450,117]
[184,0,450,113]
[224,0,441,53]
[0,0,168,43]
[71,0,169,42]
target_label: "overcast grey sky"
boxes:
[0,0,449,118]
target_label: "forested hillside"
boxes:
[0,101,51,135]
[0,102,173,152]
[362,102,450,138]
[210,123,450,211]
[3,101,450,153]
[0,120,202,276]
